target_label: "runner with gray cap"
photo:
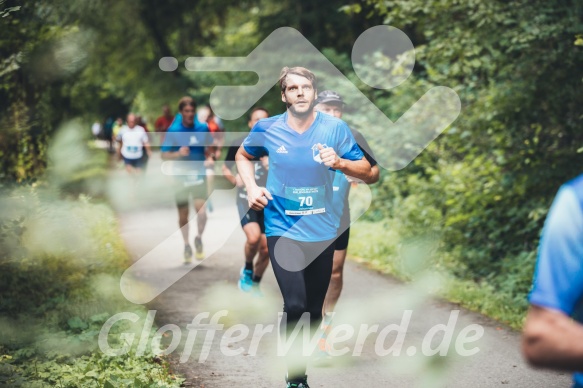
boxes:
[314,90,380,357]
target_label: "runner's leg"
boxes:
[323,249,347,314]
[242,222,262,263]
[254,234,270,278]
[178,205,189,244]
[239,222,261,291]
[254,209,270,280]
[268,236,334,382]
[193,198,207,237]
[323,226,349,316]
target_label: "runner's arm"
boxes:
[142,132,152,157]
[318,144,371,182]
[144,143,152,157]
[337,156,372,182]
[357,165,379,184]
[523,305,583,370]
[352,129,379,184]
[161,147,189,160]
[117,138,123,161]
[222,143,242,186]
[523,185,583,370]
[235,146,272,210]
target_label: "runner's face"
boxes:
[181,105,195,127]
[281,74,316,117]
[314,102,343,119]
[127,114,136,128]
[248,109,269,129]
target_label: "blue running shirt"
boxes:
[161,116,210,186]
[529,174,583,386]
[242,112,363,242]
[161,116,210,161]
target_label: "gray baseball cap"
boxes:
[316,90,345,105]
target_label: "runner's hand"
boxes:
[178,146,190,157]
[247,186,272,211]
[318,144,340,168]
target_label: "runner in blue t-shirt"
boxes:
[313,90,380,357]
[236,67,372,388]
[161,97,213,263]
[523,174,583,387]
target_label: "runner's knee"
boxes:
[178,208,188,226]
[247,232,261,247]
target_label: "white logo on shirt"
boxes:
[189,135,199,145]
[312,143,328,163]
[276,145,288,154]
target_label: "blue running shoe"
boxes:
[238,267,254,292]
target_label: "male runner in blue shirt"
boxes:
[236,67,372,388]
[523,174,583,387]
[161,97,213,263]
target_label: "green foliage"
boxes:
[349,221,528,329]
[343,0,583,326]
[1,335,182,387]
[0,188,182,386]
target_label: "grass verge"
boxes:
[0,189,184,387]
[348,220,527,330]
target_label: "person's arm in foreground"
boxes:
[523,305,583,370]
[522,184,583,371]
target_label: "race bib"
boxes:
[124,145,142,158]
[284,186,326,215]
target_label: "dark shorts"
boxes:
[334,226,350,251]
[123,156,145,168]
[175,181,208,207]
[237,199,266,234]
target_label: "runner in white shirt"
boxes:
[116,113,151,174]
